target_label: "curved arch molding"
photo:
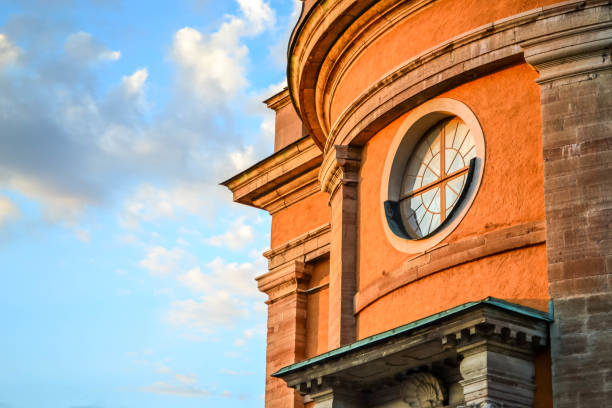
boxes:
[288,0,611,163]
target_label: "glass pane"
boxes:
[445,184,458,210]
[429,213,441,232]
[399,117,475,238]
[421,187,439,213]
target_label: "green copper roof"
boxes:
[272,297,553,378]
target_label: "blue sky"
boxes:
[0,0,300,407]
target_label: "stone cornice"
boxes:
[221,135,323,214]
[522,21,612,83]
[324,0,611,153]
[316,0,435,137]
[263,87,292,112]
[355,220,547,314]
[264,223,331,270]
[256,260,312,304]
[290,0,610,182]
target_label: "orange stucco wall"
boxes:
[270,191,330,248]
[330,0,560,124]
[356,63,548,336]
[357,245,548,338]
[275,102,304,152]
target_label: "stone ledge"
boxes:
[355,220,547,313]
[257,260,312,304]
[327,1,611,152]
[264,223,331,271]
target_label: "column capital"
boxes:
[319,145,362,199]
[522,22,612,84]
[256,260,312,304]
[456,338,538,408]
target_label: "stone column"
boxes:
[522,17,612,408]
[326,145,361,349]
[258,261,312,408]
[458,341,536,407]
[310,386,366,408]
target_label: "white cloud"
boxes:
[229,146,255,172]
[139,246,188,276]
[171,26,248,100]
[175,373,197,385]
[220,368,254,376]
[0,34,21,69]
[139,382,211,397]
[75,228,90,243]
[164,291,249,330]
[178,255,265,298]
[0,195,19,226]
[237,0,275,33]
[0,174,91,222]
[205,217,254,250]
[170,0,275,101]
[0,3,277,230]
[122,68,148,95]
[234,328,254,347]
[267,0,301,68]
[64,31,120,62]
[156,364,172,374]
[223,351,241,359]
[116,288,132,296]
[120,183,226,228]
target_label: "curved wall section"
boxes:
[355,64,548,333]
[326,0,559,126]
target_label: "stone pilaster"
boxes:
[309,386,366,408]
[458,341,536,407]
[323,145,361,349]
[522,15,612,408]
[258,261,312,408]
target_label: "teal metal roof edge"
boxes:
[272,297,553,378]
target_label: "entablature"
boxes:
[273,298,552,408]
[221,135,323,214]
[288,0,611,193]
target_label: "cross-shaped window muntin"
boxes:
[399,117,476,238]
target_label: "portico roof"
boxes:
[273,297,552,379]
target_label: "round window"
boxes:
[381,98,485,253]
[399,117,475,239]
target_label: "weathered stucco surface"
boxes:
[271,191,330,248]
[357,64,546,301]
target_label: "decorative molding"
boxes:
[221,135,323,214]
[252,168,320,215]
[288,0,383,149]
[264,223,331,270]
[317,0,436,137]
[326,1,612,153]
[263,87,292,112]
[355,220,547,314]
[256,260,312,304]
[289,0,610,185]
[522,21,612,83]
[400,372,447,408]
